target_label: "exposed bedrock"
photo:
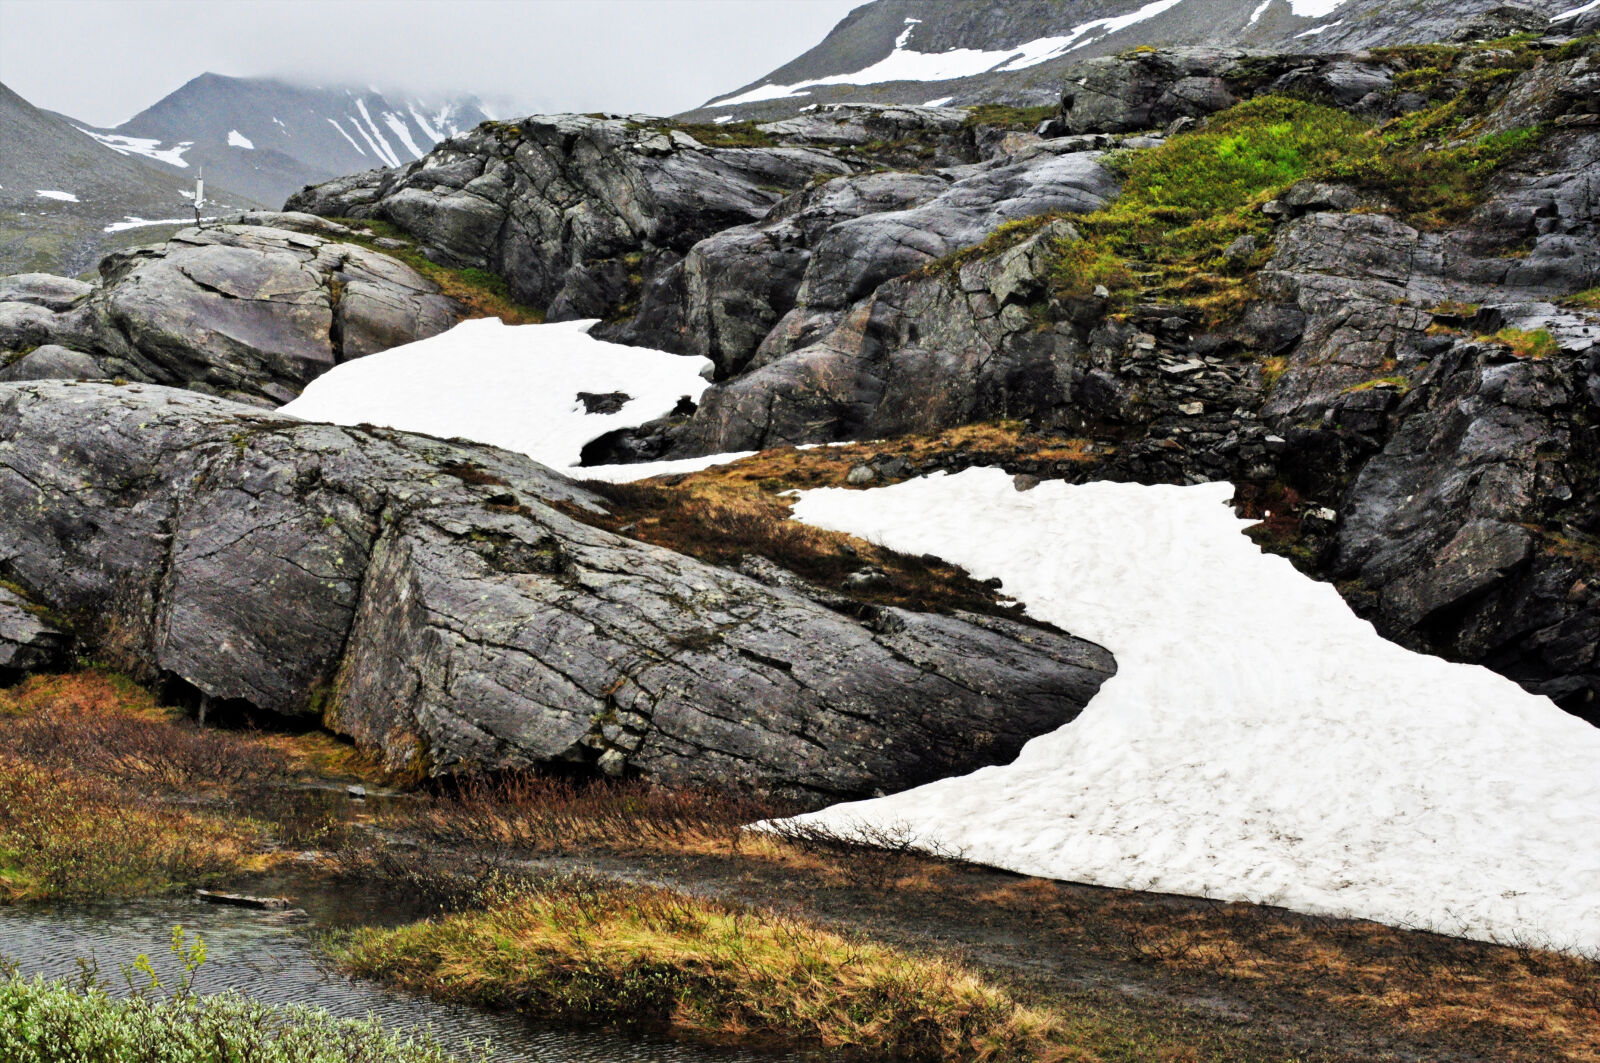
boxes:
[682,217,1096,454]
[0,381,1115,799]
[252,55,1600,722]
[1056,48,1398,135]
[0,213,465,405]
[284,113,856,321]
[1249,128,1600,720]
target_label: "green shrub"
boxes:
[0,977,480,1063]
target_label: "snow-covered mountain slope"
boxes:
[683,0,1587,120]
[78,74,491,207]
[0,81,260,276]
[778,470,1600,955]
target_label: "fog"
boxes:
[0,0,860,126]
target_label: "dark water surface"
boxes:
[0,884,793,1062]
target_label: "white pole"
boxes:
[193,167,204,224]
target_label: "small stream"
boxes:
[0,883,794,1062]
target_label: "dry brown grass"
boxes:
[0,671,385,900]
[389,775,789,858]
[976,880,1600,1063]
[379,775,979,900]
[0,673,270,900]
[0,672,286,791]
[573,421,1096,623]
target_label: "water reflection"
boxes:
[0,891,792,1063]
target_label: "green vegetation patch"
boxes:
[0,975,476,1062]
[961,104,1059,131]
[630,119,779,148]
[1563,287,1600,310]
[1485,327,1560,359]
[330,218,544,325]
[1048,95,1378,318]
[955,46,1563,325]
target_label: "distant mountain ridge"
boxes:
[76,74,491,206]
[682,0,1591,120]
[0,80,260,276]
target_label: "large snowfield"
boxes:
[780,471,1600,954]
[284,319,1599,954]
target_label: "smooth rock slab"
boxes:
[0,381,1114,800]
[0,218,467,405]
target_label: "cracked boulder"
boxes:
[0,380,1114,800]
[0,213,466,405]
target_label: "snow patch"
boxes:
[772,470,1600,954]
[34,190,78,202]
[407,105,442,144]
[326,118,366,156]
[103,216,215,233]
[79,129,191,168]
[1294,19,1342,37]
[1248,0,1273,24]
[581,452,758,483]
[923,96,955,107]
[709,0,1185,105]
[227,129,254,149]
[382,111,426,159]
[353,98,401,167]
[1554,0,1600,19]
[278,318,715,472]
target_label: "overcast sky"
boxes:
[0,0,860,127]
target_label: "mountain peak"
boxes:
[87,74,491,206]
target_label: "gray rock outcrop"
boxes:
[609,169,951,378]
[0,273,92,311]
[285,114,853,320]
[1057,49,1397,136]
[0,213,466,404]
[0,381,1114,799]
[0,585,63,677]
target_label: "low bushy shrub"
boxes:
[0,977,479,1063]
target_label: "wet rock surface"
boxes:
[0,213,465,405]
[0,381,1114,798]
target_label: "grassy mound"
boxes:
[329,876,1073,1062]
